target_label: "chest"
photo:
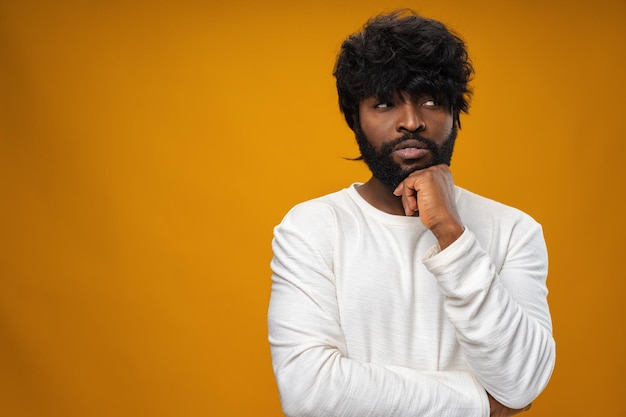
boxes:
[332,225,462,367]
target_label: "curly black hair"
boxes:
[333,9,473,131]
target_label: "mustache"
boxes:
[383,133,440,153]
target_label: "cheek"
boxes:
[359,119,384,142]
[434,114,454,136]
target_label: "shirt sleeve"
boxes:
[422,220,556,409]
[268,202,490,417]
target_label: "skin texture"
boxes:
[356,91,532,415]
[356,91,463,249]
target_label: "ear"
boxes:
[347,111,359,132]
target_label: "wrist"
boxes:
[432,220,464,250]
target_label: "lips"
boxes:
[392,139,430,160]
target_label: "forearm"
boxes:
[444,276,554,408]
[269,299,488,417]
[424,228,555,408]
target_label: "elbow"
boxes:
[275,372,325,417]
[498,336,556,409]
[276,378,306,417]
[524,336,556,406]
[272,350,344,417]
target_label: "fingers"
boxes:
[394,165,448,217]
[392,165,463,249]
[393,179,418,216]
[405,194,418,216]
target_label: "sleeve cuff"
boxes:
[422,227,470,262]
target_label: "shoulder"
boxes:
[455,187,547,269]
[456,186,540,227]
[456,187,545,251]
[273,188,355,249]
[271,188,358,268]
[278,188,351,228]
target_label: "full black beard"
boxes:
[355,125,457,191]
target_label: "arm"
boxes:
[395,165,555,409]
[268,202,489,417]
[423,218,555,409]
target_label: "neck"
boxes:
[356,177,412,216]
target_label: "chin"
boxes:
[403,160,436,174]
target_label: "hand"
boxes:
[488,394,532,417]
[393,164,463,249]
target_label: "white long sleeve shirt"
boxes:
[268,184,555,417]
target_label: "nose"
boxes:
[397,102,425,133]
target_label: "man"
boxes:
[268,9,555,417]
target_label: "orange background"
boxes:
[1,0,625,416]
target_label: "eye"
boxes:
[422,98,440,108]
[374,102,393,109]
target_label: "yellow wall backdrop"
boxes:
[1,0,625,416]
